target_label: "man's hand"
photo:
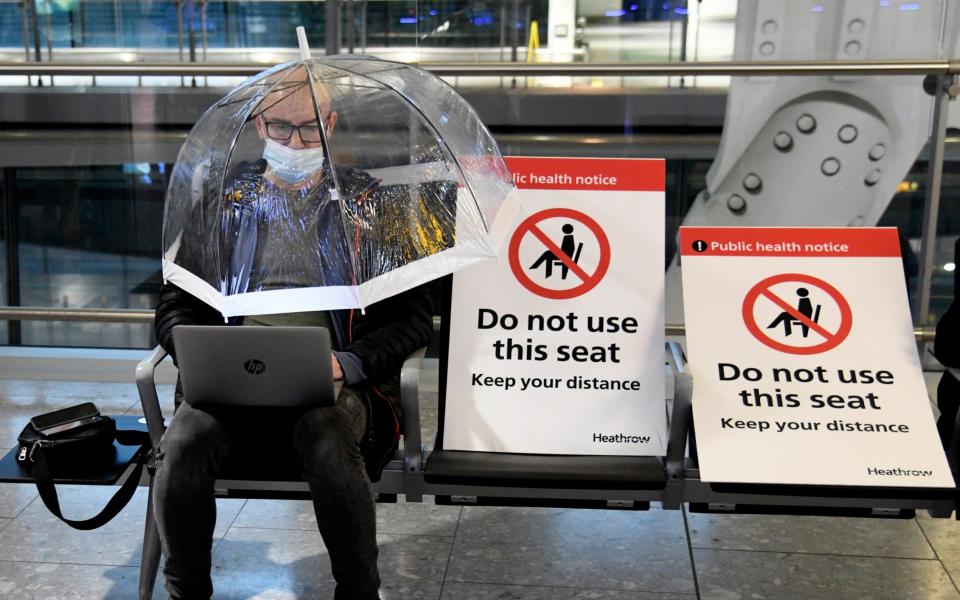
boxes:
[331,354,344,380]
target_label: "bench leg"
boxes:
[139,476,162,600]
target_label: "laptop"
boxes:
[173,325,336,408]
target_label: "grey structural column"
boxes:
[3,168,21,345]
[360,0,366,53]
[914,73,958,330]
[19,0,30,62]
[325,0,340,56]
[176,0,184,86]
[345,0,354,53]
[28,0,41,70]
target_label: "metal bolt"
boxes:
[742,173,762,192]
[759,41,775,56]
[762,19,778,34]
[838,125,858,143]
[797,114,816,133]
[727,194,746,214]
[864,169,881,186]
[821,158,841,176]
[848,19,865,34]
[773,131,793,151]
[844,40,862,55]
[868,143,886,160]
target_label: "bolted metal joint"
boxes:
[947,76,959,99]
[924,74,959,98]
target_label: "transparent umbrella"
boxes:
[162,43,516,316]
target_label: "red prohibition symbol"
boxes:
[741,273,853,355]
[508,207,611,300]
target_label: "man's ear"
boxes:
[253,115,267,141]
[326,111,339,139]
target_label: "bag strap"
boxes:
[30,430,151,531]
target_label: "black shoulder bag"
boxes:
[17,403,151,531]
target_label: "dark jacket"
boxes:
[154,281,432,480]
[935,238,960,451]
[158,160,433,479]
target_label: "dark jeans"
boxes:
[153,390,380,599]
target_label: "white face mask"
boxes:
[263,138,326,183]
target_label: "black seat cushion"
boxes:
[424,450,666,490]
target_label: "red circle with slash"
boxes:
[742,273,852,355]
[508,208,611,300]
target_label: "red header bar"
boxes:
[505,156,665,191]
[679,227,902,257]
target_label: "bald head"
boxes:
[255,74,338,150]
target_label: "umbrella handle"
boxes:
[297,26,311,61]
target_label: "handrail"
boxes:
[0,59,957,78]
[0,306,937,342]
[0,307,154,323]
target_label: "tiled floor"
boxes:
[0,375,958,600]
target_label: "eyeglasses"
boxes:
[264,121,325,143]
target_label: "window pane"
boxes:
[14,164,165,348]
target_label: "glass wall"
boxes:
[10,164,165,347]
[0,1,25,50]
[880,161,960,327]
[2,0,555,50]
[3,0,955,71]
[0,152,716,348]
[1,151,957,348]
[0,0,958,350]
[0,0,706,65]
[44,1,329,49]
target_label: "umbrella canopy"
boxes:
[162,55,516,316]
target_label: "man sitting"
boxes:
[153,72,433,600]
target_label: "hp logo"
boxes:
[244,359,266,375]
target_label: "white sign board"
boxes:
[680,226,953,487]
[442,157,667,455]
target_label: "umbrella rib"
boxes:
[310,79,387,90]
[338,62,408,77]
[246,80,314,117]
[215,74,306,108]
[349,65,491,233]
[304,61,365,291]
[219,82,305,110]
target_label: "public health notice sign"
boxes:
[680,226,953,487]
[443,157,667,455]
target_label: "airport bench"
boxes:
[5,328,957,599]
